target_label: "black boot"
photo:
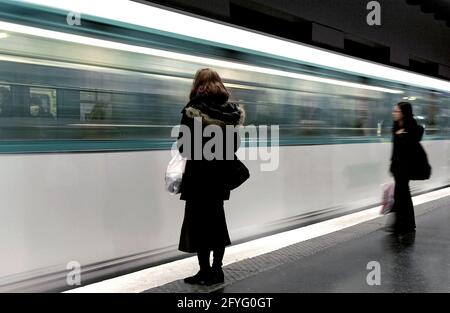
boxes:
[206,247,225,285]
[184,250,211,285]
[184,270,211,285]
[207,266,224,285]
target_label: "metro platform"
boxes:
[69,187,450,293]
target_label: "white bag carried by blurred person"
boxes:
[165,152,186,194]
[381,182,395,215]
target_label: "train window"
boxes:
[80,91,112,122]
[332,97,376,137]
[0,84,11,117]
[29,87,57,119]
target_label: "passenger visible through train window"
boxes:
[29,87,57,119]
[30,97,44,117]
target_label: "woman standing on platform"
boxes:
[389,102,424,234]
[176,68,246,285]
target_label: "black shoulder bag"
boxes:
[409,142,431,180]
[227,159,250,190]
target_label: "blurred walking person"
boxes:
[389,101,430,234]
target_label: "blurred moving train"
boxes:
[0,0,449,291]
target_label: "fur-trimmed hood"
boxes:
[182,95,246,126]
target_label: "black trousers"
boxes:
[392,175,416,231]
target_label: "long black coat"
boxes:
[389,123,426,232]
[390,124,424,178]
[176,95,245,253]
[177,95,245,200]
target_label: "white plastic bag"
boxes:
[165,152,186,195]
[381,182,395,215]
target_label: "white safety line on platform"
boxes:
[66,187,450,293]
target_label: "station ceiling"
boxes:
[406,0,450,26]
